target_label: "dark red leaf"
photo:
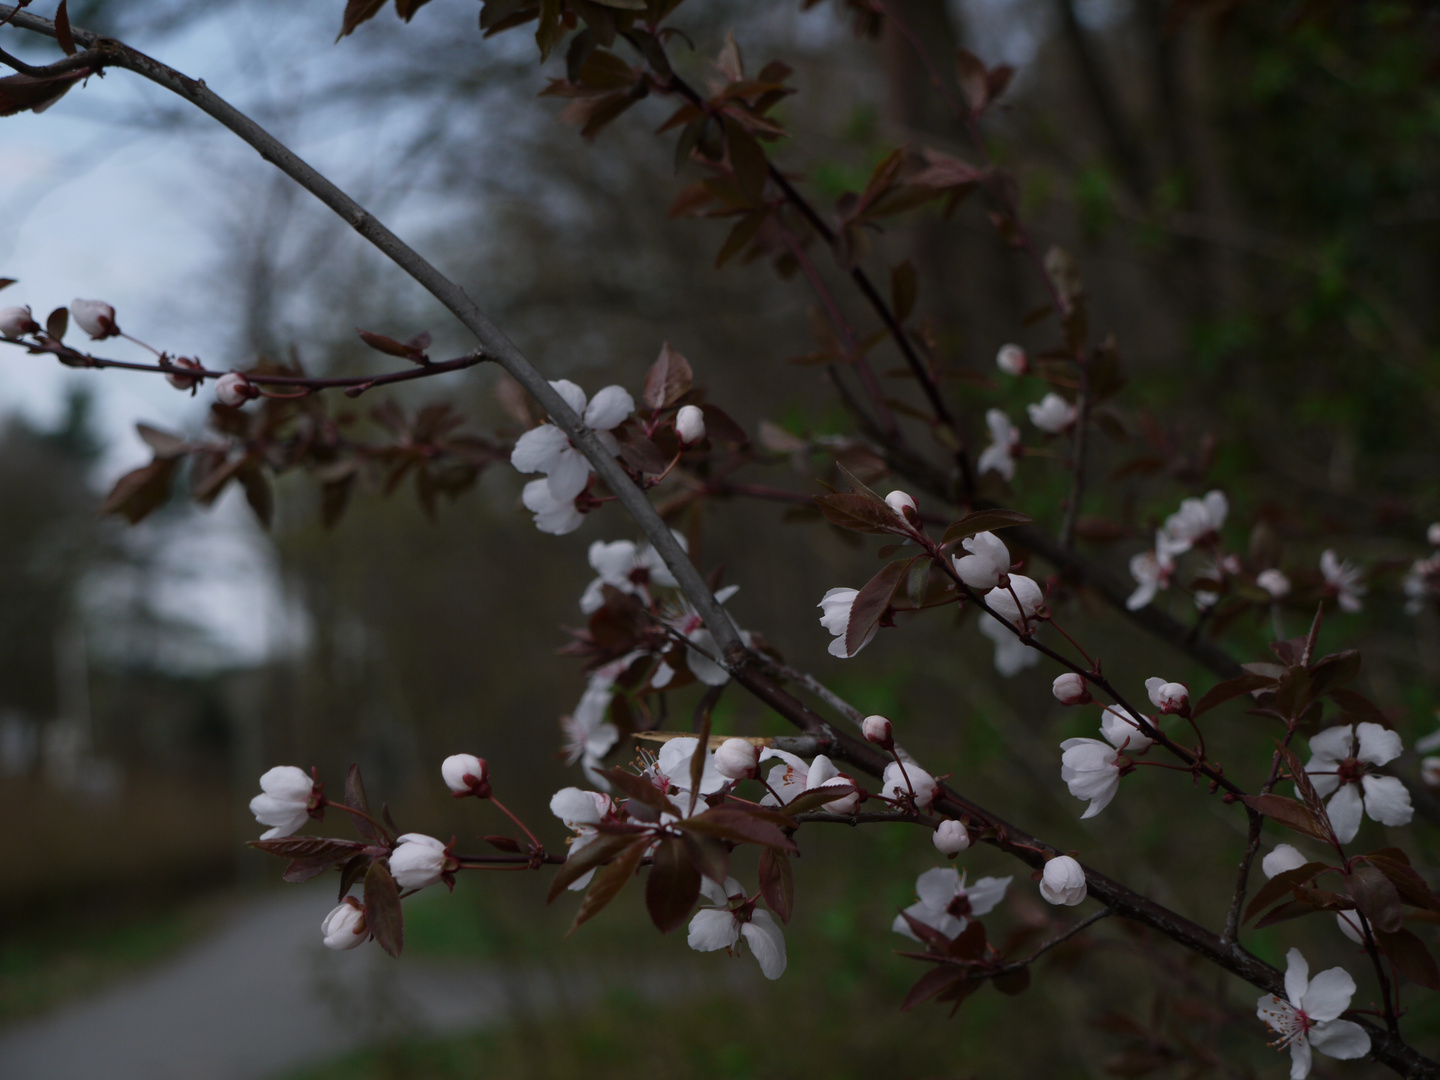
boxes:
[101,458,177,525]
[55,1,77,55]
[1189,672,1275,719]
[846,559,909,655]
[0,70,88,118]
[45,306,67,340]
[758,847,794,923]
[643,342,694,410]
[1376,927,1440,990]
[939,508,1033,546]
[547,830,647,901]
[1365,849,1440,912]
[1238,794,1329,843]
[571,837,648,933]
[345,763,385,844]
[901,964,968,1012]
[1243,862,1329,924]
[814,492,902,535]
[890,261,917,322]
[1345,866,1403,933]
[338,0,388,39]
[364,859,404,957]
[644,836,701,933]
[598,766,674,813]
[681,807,796,850]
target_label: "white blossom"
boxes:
[714,737,760,780]
[321,897,369,950]
[561,653,637,788]
[1039,856,1087,906]
[977,408,1021,481]
[0,305,39,339]
[1099,706,1153,752]
[1262,844,1309,879]
[882,760,938,810]
[1256,949,1370,1079]
[578,535,682,613]
[70,298,119,339]
[441,753,489,796]
[1144,677,1189,715]
[652,585,744,687]
[550,786,616,891]
[388,833,456,891]
[1026,392,1077,434]
[952,530,1011,590]
[510,379,634,506]
[1304,723,1412,842]
[817,587,875,659]
[1126,538,1176,610]
[1257,568,1292,598]
[1320,550,1366,614]
[655,736,728,806]
[1059,738,1122,818]
[675,404,706,445]
[249,765,317,840]
[1159,490,1228,555]
[760,749,860,813]
[978,614,1039,677]
[995,343,1028,376]
[893,867,1010,940]
[687,876,786,979]
[985,574,1044,627]
[1052,673,1090,705]
[522,478,584,535]
[933,819,970,855]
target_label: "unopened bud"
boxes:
[441,753,491,797]
[884,490,918,521]
[70,298,120,340]
[0,305,40,339]
[321,897,368,950]
[714,737,760,780]
[215,372,254,407]
[1039,854,1087,906]
[1144,677,1189,715]
[995,343,1028,376]
[1052,672,1091,705]
[932,819,970,855]
[165,356,203,391]
[862,714,893,748]
[675,404,706,446]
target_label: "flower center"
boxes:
[1336,757,1366,785]
[946,894,973,919]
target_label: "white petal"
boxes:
[548,379,587,416]
[1289,1035,1312,1080]
[1326,785,1364,844]
[1308,770,1341,799]
[1262,844,1308,879]
[687,908,740,952]
[685,628,730,686]
[578,577,608,614]
[1307,1019,1370,1061]
[1360,775,1413,827]
[546,447,592,502]
[1300,966,1356,1023]
[583,385,635,431]
[964,876,1012,917]
[657,737,700,777]
[259,765,314,801]
[1283,949,1310,1008]
[551,787,604,825]
[1354,722,1402,767]
[1335,911,1366,944]
[510,424,570,474]
[588,540,638,582]
[914,867,961,910]
[741,912,787,979]
[1308,725,1356,762]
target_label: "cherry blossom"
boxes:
[651,585,744,687]
[1303,723,1412,842]
[1257,568,1292,599]
[687,876,786,980]
[932,819,970,855]
[561,653,637,788]
[70,298,119,339]
[882,760,939,810]
[1261,843,1308,879]
[388,833,458,891]
[522,478,584,535]
[1059,738,1122,819]
[1160,490,1227,555]
[760,749,860,812]
[952,530,1011,590]
[1255,949,1370,1079]
[578,535,682,613]
[321,897,369,950]
[817,587,875,658]
[979,614,1039,677]
[1320,550,1366,614]
[985,574,1044,628]
[885,489,918,521]
[249,765,319,839]
[0,305,39,338]
[977,408,1021,481]
[1126,538,1176,610]
[995,342,1028,375]
[1144,678,1189,715]
[215,372,253,407]
[550,786,616,891]
[1099,706,1153,752]
[892,867,1011,940]
[441,753,489,797]
[1026,392,1077,434]
[675,404,706,445]
[714,737,760,780]
[510,379,634,506]
[1039,856,1087,906]
[1052,673,1090,705]
[654,736,728,805]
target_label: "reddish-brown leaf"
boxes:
[643,342,693,410]
[814,492,902,535]
[338,0,388,39]
[571,837,648,933]
[1376,928,1440,990]
[1243,862,1329,924]
[681,807,795,851]
[101,458,177,524]
[1238,794,1328,843]
[364,859,404,957]
[757,847,794,923]
[1189,672,1276,719]
[0,71,88,117]
[644,835,701,934]
[939,508,1032,546]
[54,1,77,55]
[845,559,909,655]
[1345,866,1403,933]
[547,830,647,902]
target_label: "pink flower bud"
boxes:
[1144,677,1189,715]
[714,737,760,780]
[1052,673,1090,705]
[321,897,368,950]
[1039,855,1087,906]
[932,819,970,854]
[165,356,202,391]
[215,372,254,407]
[884,490,918,521]
[441,753,490,797]
[675,404,707,446]
[0,305,39,339]
[995,343,1028,376]
[70,298,119,340]
[862,714,893,748]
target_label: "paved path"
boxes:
[0,882,695,1080]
